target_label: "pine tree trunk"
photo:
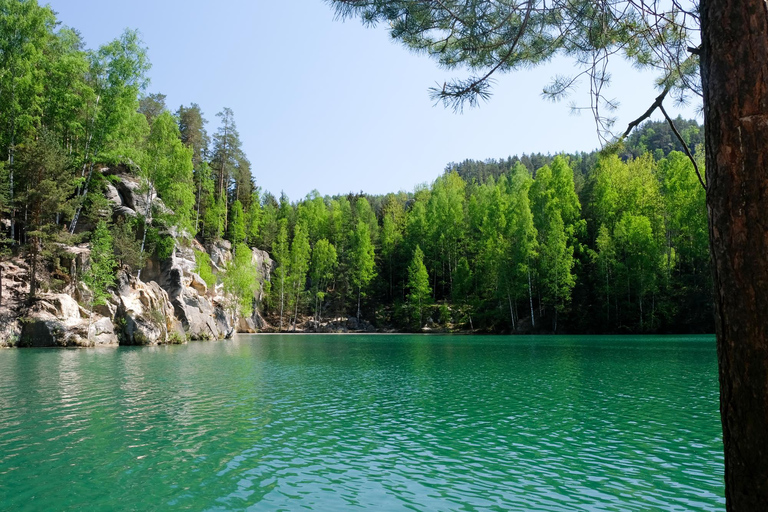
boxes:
[701,1,768,508]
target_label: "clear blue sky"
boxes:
[45,0,700,201]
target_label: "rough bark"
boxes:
[700,0,768,508]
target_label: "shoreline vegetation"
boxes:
[0,3,711,347]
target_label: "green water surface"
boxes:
[0,335,723,511]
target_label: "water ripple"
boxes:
[0,335,723,511]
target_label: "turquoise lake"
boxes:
[0,334,724,511]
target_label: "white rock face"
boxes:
[19,293,118,348]
[115,276,183,345]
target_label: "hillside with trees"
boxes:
[0,1,710,345]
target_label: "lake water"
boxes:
[0,335,724,511]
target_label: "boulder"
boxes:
[18,301,117,348]
[104,183,137,218]
[237,315,257,333]
[115,275,183,345]
[214,301,234,338]
[44,293,84,321]
[19,314,70,347]
[189,272,208,295]
[89,317,119,346]
[208,239,232,271]
[114,173,156,217]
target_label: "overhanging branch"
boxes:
[659,104,707,191]
[622,86,670,138]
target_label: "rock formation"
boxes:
[0,165,275,348]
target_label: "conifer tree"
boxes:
[16,130,75,299]
[228,200,246,246]
[211,107,242,227]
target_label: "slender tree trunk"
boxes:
[136,181,154,280]
[701,0,768,508]
[507,290,515,330]
[8,82,16,243]
[195,178,202,233]
[357,286,361,320]
[293,287,300,332]
[553,309,557,334]
[8,139,14,243]
[279,273,285,332]
[69,158,98,235]
[28,238,38,301]
[528,268,535,328]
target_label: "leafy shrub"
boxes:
[194,250,216,289]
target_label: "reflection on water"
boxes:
[0,335,723,511]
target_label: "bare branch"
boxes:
[622,85,669,138]
[659,104,707,191]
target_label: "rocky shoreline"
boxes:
[0,237,274,348]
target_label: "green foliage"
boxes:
[0,2,711,335]
[228,200,246,245]
[272,218,290,330]
[111,216,144,270]
[222,243,259,319]
[407,245,431,328]
[194,249,216,289]
[288,222,311,327]
[329,1,699,140]
[83,221,117,310]
[310,238,338,321]
[143,111,196,234]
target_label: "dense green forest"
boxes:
[0,1,711,334]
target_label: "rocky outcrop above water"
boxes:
[1,236,273,348]
[18,292,118,347]
[152,240,232,341]
[0,164,275,348]
[114,274,184,345]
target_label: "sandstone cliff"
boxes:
[0,170,273,348]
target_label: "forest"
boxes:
[0,1,711,335]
